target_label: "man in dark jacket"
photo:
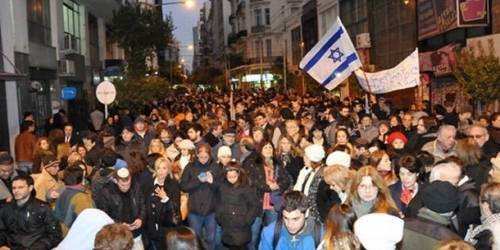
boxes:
[469,125,499,160]
[204,120,222,148]
[180,150,222,250]
[0,153,26,204]
[0,175,62,250]
[402,181,461,250]
[95,168,145,248]
[133,117,156,149]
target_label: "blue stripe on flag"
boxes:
[303,28,344,72]
[321,53,359,86]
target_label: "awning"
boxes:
[0,72,29,81]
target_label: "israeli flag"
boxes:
[299,17,362,90]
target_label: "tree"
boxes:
[189,67,223,86]
[113,76,171,109]
[109,3,174,78]
[453,40,500,102]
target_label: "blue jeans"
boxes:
[248,216,262,250]
[188,213,216,250]
[215,223,224,250]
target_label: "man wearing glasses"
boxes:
[468,125,499,160]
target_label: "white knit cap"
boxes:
[326,151,351,168]
[304,144,325,163]
[217,146,232,158]
[354,213,404,250]
[178,139,195,150]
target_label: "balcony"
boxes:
[251,25,266,33]
[62,33,81,54]
[228,30,248,45]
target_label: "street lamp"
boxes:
[157,0,195,8]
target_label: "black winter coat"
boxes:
[0,197,62,250]
[145,177,181,249]
[316,180,341,222]
[389,181,425,218]
[216,181,259,246]
[245,157,291,215]
[95,180,146,237]
[456,179,481,237]
[180,159,223,216]
[279,153,304,184]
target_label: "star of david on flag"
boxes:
[328,48,344,63]
[299,17,362,90]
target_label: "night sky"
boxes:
[163,0,201,71]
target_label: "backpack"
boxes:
[272,215,322,250]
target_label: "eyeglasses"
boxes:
[468,134,484,139]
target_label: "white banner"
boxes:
[355,48,420,94]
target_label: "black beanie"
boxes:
[422,180,459,213]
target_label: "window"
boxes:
[265,8,270,25]
[63,1,81,52]
[255,39,261,58]
[27,0,51,45]
[254,9,262,26]
[291,27,302,65]
[266,39,272,58]
[88,14,99,65]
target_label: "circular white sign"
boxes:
[96,80,116,105]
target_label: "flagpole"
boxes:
[359,67,373,114]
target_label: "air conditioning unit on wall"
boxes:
[356,33,371,49]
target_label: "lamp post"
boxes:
[300,41,305,95]
[154,0,195,7]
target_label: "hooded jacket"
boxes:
[54,208,113,250]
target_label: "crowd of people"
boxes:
[1,88,499,250]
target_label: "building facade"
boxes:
[0,0,124,153]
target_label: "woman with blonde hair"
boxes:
[316,164,356,222]
[317,204,360,250]
[369,150,398,186]
[276,135,304,183]
[148,138,166,156]
[348,165,399,217]
[145,157,181,250]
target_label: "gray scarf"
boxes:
[352,199,375,217]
